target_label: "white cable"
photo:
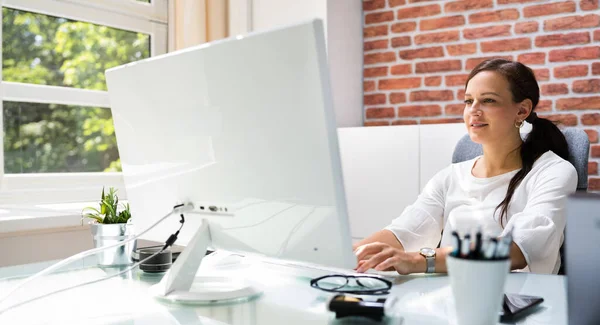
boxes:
[0,245,168,314]
[0,202,193,310]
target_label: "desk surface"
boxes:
[0,253,566,325]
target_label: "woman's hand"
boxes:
[354,242,425,275]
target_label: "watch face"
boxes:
[420,248,435,257]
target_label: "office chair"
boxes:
[451,128,590,274]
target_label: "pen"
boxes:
[496,235,513,259]
[484,238,497,259]
[451,231,461,257]
[473,228,482,259]
[461,234,471,258]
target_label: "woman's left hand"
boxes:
[354,242,424,275]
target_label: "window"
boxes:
[0,0,168,205]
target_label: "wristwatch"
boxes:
[419,247,436,273]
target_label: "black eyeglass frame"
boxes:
[310,274,392,295]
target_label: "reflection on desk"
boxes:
[0,253,566,325]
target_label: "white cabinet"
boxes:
[338,124,467,240]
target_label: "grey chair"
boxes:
[452,128,590,191]
[451,128,590,275]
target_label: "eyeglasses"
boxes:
[310,274,392,295]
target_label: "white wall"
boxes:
[248,0,363,128]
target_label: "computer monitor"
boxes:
[105,19,356,302]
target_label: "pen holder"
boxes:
[447,255,510,325]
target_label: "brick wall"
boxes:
[363,0,600,191]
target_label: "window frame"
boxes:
[0,0,168,205]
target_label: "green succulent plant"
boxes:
[82,187,131,224]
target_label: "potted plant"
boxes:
[82,187,136,266]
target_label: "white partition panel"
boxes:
[337,126,420,239]
[419,123,467,192]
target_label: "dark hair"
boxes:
[465,58,569,226]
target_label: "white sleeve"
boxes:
[384,166,450,252]
[501,160,578,274]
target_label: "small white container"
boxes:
[446,255,510,325]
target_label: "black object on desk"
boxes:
[328,294,387,322]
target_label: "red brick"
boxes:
[595,29,600,41]
[465,56,513,70]
[364,94,386,105]
[518,52,546,65]
[391,36,411,47]
[515,21,538,34]
[365,121,390,126]
[457,89,466,99]
[583,114,600,126]
[366,107,395,119]
[379,77,422,90]
[391,120,418,125]
[446,74,469,87]
[397,4,441,19]
[532,68,550,81]
[416,60,462,73]
[391,64,412,75]
[585,129,599,142]
[447,43,477,56]
[364,40,389,52]
[469,9,519,24]
[399,46,444,60]
[544,14,600,31]
[463,25,511,40]
[364,25,388,38]
[445,104,465,115]
[389,0,407,7]
[535,32,591,47]
[539,113,578,126]
[556,96,600,110]
[524,1,576,18]
[391,22,417,33]
[589,161,598,175]
[554,65,589,78]
[589,177,600,190]
[498,0,542,3]
[549,46,600,62]
[397,105,442,117]
[573,79,600,93]
[421,16,466,31]
[444,0,493,12]
[409,90,454,102]
[390,92,407,104]
[364,67,388,78]
[581,0,599,10]
[415,31,460,45]
[364,81,376,92]
[366,11,394,24]
[593,145,600,157]
[425,76,442,86]
[594,62,600,75]
[363,0,386,11]
[421,118,464,124]
[537,100,553,112]
[364,52,396,65]
[541,83,569,96]
[481,38,531,53]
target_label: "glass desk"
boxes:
[0,253,567,325]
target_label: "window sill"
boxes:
[0,202,95,235]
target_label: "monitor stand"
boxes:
[149,219,262,304]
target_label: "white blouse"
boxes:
[385,150,578,274]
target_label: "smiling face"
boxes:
[463,71,529,145]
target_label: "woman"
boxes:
[354,58,577,275]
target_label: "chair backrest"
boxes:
[452,128,590,190]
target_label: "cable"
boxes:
[0,203,191,314]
